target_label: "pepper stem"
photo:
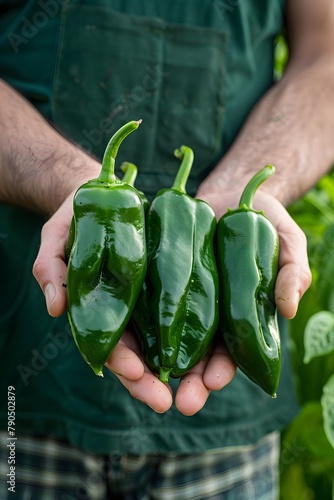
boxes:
[159,366,171,384]
[172,146,194,193]
[121,162,138,186]
[98,120,142,184]
[239,165,275,209]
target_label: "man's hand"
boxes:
[33,192,74,316]
[32,166,310,416]
[104,330,236,416]
[255,192,312,320]
[33,193,236,416]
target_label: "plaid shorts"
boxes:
[0,431,280,499]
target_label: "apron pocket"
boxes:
[53,4,226,195]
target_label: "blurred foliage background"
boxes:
[274,35,334,500]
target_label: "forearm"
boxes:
[197,54,334,209]
[0,79,100,214]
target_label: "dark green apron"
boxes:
[53,2,225,196]
[0,0,299,455]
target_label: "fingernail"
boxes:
[293,291,301,304]
[45,283,56,314]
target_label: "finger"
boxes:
[175,342,236,416]
[252,194,312,319]
[203,341,237,391]
[105,331,173,413]
[275,261,312,319]
[274,214,312,319]
[113,371,173,414]
[33,199,73,317]
[105,330,145,381]
[175,357,211,416]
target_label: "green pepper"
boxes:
[66,161,144,261]
[216,165,281,397]
[132,146,219,383]
[120,162,150,214]
[120,161,138,186]
[66,120,147,376]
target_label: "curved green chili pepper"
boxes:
[217,165,281,397]
[66,120,147,376]
[132,146,219,383]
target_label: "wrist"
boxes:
[0,80,101,215]
[197,148,297,213]
[6,132,100,215]
[49,147,100,213]
[197,158,287,220]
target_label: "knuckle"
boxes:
[32,256,46,281]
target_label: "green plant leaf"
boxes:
[322,374,334,450]
[280,402,334,499]
[316,225,334,312]
[318,173,334,207]
[274,34,289,81]
[303,191,334,223]
[304,311,334,363]
[282,402,334,460]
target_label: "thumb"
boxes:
[250,192,312,319]
[263,200,312,319]
[32,195,73,317]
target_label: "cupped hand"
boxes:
[105,331,236,415]
[254,191,312,319]
[32,192,236,415]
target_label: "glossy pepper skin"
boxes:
[132,146,219,383]
[120,162,150,214]
[66,120,147,376]
[217,165,281,397]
